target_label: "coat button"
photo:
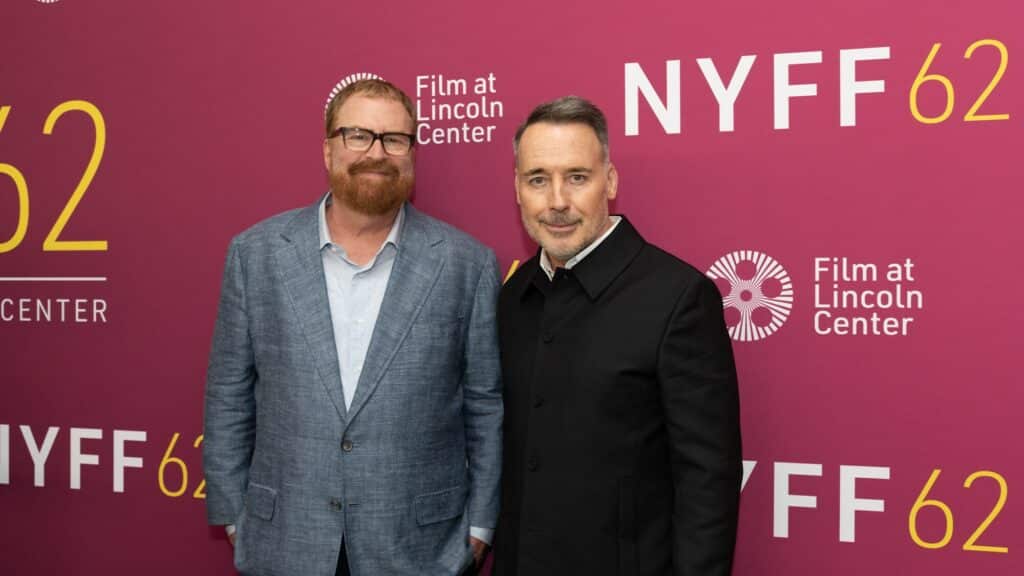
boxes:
[542,331,553,343]
[341,439,354,452]
[532,394,544,408]
[527,456,539,471]
[329,498,343,511]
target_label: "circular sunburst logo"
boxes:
[706,250,793,342]
[324,72,384,115]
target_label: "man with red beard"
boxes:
[204,79,502,576]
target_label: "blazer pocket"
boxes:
[245,481,278,521]
[411,319,462,339]
[408,321,465,365]
[414,484,468,526]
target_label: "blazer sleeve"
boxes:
[461,250,504,530]
[657,275,742,576]
[203,238,258,526]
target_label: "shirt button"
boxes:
[341,439,354,452]
[532,394,544,408]
[329,498,343,511]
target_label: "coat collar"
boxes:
[512,215,645,302]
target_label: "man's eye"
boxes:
[568,174,588,184]
[528,177,547,186]
[348,133,372,143]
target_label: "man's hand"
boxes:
[469,536,489,569]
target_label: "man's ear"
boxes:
[606,163,619,200]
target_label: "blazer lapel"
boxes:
[343,204,445,428]
[274,200,348,422]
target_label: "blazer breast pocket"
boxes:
[412,311,463,333]
[408,317,464,357]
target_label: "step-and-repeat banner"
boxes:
[2,1,1020,574]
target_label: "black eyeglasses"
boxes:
[328,126,416,156]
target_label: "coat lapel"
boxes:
[274,200,348,422]
[343,204,445,428]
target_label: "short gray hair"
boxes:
[513,96,609,162]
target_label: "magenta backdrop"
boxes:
[2,1,1020,574]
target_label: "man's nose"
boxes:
[549,183,569,210]
[364,137,388,159]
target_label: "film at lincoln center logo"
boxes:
[706,250,793,342]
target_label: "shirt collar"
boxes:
[539,216,622,281]
[318,193,405,253]
[517,215,645,302]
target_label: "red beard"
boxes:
[330,158,414,215]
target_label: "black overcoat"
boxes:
[493,217,742,576]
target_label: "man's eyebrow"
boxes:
[521,166,594,176]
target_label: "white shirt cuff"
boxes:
[469,526,493,545]
[225,524,236,536]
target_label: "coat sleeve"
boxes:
[203,238,258,526]
[656,275,742,576]
[461,250,504,531]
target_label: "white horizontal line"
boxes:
[0,277,108,282]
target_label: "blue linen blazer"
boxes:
[203,199,502,576]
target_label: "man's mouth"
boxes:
[350,161,398,178]
[541,221,578,234]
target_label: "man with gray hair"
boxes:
[494,96,742,576]
[204,78,502,576]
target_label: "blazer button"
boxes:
[527,456,539,471]
[541,331,554,343]
[341,439,354,452]
[329,498,343,511]
[532,394,544,408]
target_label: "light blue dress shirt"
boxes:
[318,195,403,410]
